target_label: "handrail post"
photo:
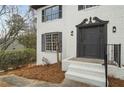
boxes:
[119,44,121,68]
[105,53,108,87]
[104,44,108,87]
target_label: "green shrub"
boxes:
[0,48,36,71]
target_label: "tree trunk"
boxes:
[56,41,61,69]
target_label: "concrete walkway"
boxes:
[0,74,92,87]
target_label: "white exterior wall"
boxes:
[36,6,68,64]
[36,5,124,65]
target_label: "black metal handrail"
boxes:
[104,44,121,87]
[104,44,108,87]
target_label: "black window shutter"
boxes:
[42,34,45,51]
[78,5,85,10]
[42,10,45,22]
[59,5,62,18]
[58,32,62,52]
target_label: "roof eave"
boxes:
[30,5,47,10]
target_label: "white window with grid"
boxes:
[42,32,62,52]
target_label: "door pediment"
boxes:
[76,17,109,28]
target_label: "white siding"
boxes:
[37,5,124,65]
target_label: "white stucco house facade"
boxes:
[31,5,124,86]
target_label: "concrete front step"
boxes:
[69,63,105,72]
[65,71,105,87]
[68,64,105,78]
[71,61,105,70]
[65,61,106,87]
[63,57,107,86]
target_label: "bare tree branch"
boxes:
[0,5,36,51]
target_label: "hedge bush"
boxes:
[0,48,36,71]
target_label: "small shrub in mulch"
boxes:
[108,77,124,87]
[3,63,65,83]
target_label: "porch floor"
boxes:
[69,57,104,64]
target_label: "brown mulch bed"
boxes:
[0,63,65,83]
[108,77,124,87]
[0,81,13,87]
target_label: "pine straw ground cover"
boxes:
[0,81,13,87]
[1,63,124,86]
[108,77,124,87]
[0,63,65,83]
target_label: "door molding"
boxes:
[76,17,109,58]
[76,17,109,28]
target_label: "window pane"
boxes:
[53,34,58,42]
[45,8,52,16]
[53,43,56,51]
[46,43,52,50]
[46,34,52,51]
[52,13,59,20]
[52,33,59,51]
[52,6,59,14]
[46,34,51,42]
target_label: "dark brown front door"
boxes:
[77,26,105,59]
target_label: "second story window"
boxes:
[42,5,62,22]
[78,5,98,11]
